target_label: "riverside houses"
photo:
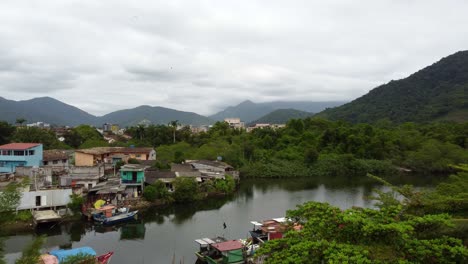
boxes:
[120,164,149,197]
[74,147,156,166]
[0,143,43,173]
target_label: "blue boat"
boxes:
[93,205,138,225]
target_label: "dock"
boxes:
[33,210,62,225]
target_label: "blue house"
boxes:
[0,143,43,173]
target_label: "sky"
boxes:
[1,0,468,116]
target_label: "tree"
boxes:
[15,118,26,127]
[0,181,26,223]
[12,127,66,149]
[0,121,15,145]
[169,120,180,144]
[15,235,45,264]
[255,202,467,263]
[172,177,199,202]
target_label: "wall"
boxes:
[74,152,94,166]
[17,188,72,210]
[0,145,43,173]
[121,170,145,183]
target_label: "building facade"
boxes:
[0,143,43,173]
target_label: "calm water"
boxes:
[3,175,442,263]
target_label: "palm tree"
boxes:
[169,120,179,143]
[15,118,26,127]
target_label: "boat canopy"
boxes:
[94,199,106,209]
[211,240,243,252]
[49,247,97,262]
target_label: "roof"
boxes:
[171,163,196,172]
[76,147,154,155]
[186,160,233,169]
[0,143,41,150]
[120,164,149,171]
[211,240,244,252]
[43,150,68,161]
[145,169,176,184]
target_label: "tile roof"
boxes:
[0,143,41,150]
[43,150,68,161]
[75,147,154,155]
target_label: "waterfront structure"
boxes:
[120,164,149,196]
[0,143,43,173]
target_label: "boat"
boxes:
[92,205,138,225]
[41,246,114,264]
[249,217,289,244]
[195,237,246,264]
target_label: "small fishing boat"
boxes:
[195,237,246,264]
[92,205,138,225]
[249,217,288,244]
[42,246,114,264]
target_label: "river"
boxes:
[3,175,442,263]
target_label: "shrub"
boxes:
[172,177,199,202]
[143,185,157,201]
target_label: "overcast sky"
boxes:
[1,0,468,116]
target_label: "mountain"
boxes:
[0,97,214,127]
[0,97,96,126]
[249,109,314,125]
[96,105,214,127]
[210,100,346,122]
[318,51,468,123]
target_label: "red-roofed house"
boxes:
[0,143,43,173]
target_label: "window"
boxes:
[43,161,48,165]
[28,150,35,155]
[62,159,67,163]
[36,196,41,206]
[136,154,141,158]
[13,150,24,156]
[0,161,4,166]
[53,160,58,164]
[1,150,11,156]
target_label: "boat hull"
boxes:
[102,211,138,225]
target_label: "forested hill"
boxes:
[249,109,313,125]
[318,50,468,123]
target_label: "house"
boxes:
[16,187,72,211]
[74,147,156,166]
[120,164,149,196]
[185,160,239,180]
[43,150,69,167]
[103,123,120,133]
[144,168,176,191]
[60,165,106,194]
[0,143,43,173]
[224,118,245,129]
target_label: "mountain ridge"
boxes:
[317,50,468,123]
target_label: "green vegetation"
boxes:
[318,51,468,123]
[255,202,467,263]
[68,194,84,214]
[255,172,468,263]
[15,235,45,264]
[12,127,68,150]
[122,119,467,179]
[0,180,27,223]
[172,177,200,202]
[60,253,96,264]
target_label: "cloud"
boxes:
[0,0,467,116]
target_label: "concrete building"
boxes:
[224,118,245,129]
[0,143,43,173]
[74,147,156,166]
[43,150,70,167]
[16,187,72,211]
[120,164,149,196]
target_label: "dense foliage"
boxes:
[249,108,313,125]
[255,202,467,263]
[318,51,468,123]
[124,119,467,177]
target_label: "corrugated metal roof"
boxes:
[0,143,41,150]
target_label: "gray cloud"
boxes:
[0,0,468,115]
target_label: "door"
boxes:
[132,172,138,182]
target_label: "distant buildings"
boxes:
[103,123,120,133]
[224,118,245,129]
[0,143,43,173]
[74,147,156,166]
[26,122,51,128]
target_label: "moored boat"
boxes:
[42,246,114,264]
[195,238,246,264]
[92,205,138,225]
